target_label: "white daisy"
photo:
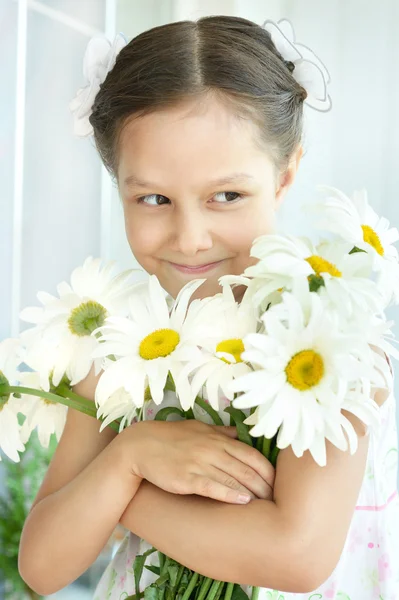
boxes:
[242,234,382,317]
[0,338,25,462]
[348,313,399,393]
[229,288,376,465]
[314,186,399,306]
[20,257,138,387]
[11,371,68,448]
[92,276,208,412]
[219,273,284,318]
[176,284,257,411]
[95,386,138,433]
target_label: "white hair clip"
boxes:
[262,18,332,112]
[69,32,127,137]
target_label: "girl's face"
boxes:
[118,95,301,300]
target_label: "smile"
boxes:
[168,260,225,274]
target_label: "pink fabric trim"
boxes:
[355,490,398,512]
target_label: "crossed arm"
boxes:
[119,417,370,594]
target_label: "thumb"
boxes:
[211,425,238,438]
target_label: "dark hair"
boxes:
[90,15,307,183]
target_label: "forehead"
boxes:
[117,95,273,187]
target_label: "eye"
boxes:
[137,194,170,206]
[213,191,243,204]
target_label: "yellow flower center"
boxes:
[68,300,107,337]
[216,339,245,364]
[139,329,180,360]
[305,255,342,277]
[361,224,384,256]
[285,350,324,391]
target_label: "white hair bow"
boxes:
[262,19,332,112]
[69,32,127,137]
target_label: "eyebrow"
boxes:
[123,172,255,189]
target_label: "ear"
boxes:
[275,145,303,206]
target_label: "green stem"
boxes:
[173,564,186,593]
[6,385,120,432]
[194,397,224,426]
[213,581,225,600]
[261,437,272,459]
[250,587,260,600]
[224,583,234,600]
[194,576,205,600]
[165,374,224,426]
[197,577,213,600]
[205,580,223,600]
[270,445,280,468]
[158,554,171,600]
[181,572,199,600]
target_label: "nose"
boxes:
[171,206,213,257]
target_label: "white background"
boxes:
[1,0,399,519]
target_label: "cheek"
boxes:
[123,210,161,257]
[233,203,275,248]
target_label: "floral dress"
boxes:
[93,382,399,600]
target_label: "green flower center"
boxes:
[362,224,384,256]
[285,350,324,391]
[139,329,180,360]
[0,370,10,406]
[216,339,245,364]
[305,255,342,277]
[68,300,107,337]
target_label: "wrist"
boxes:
[114,421,147,480]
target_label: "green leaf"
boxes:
[349,245,366,254]
[0,428,56,596]
[167,564,180,587]
[155,407,185,421]
[134,555,146,596]
[154,573,170,588]
[176,569,191,600]
[145,565,161,576]
[308,274,325,293]
[184,408,195,420]
[224,407,253,447]
[144,584,160,600]
[231,584,250,600]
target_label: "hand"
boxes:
[118,419,275,505]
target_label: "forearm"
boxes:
[19,436,141,596]
[119,481,304,592]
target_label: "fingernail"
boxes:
[237,494,251,504]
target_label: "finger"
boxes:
[191,474,254,505]
[207,466,256,500]
[225,441,276,489]
[211,425,238,438]
[216,454,273,500]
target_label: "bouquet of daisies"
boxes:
[1,186,398,600]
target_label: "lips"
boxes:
[168,260,225,274]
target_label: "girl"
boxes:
[18,15,399,600]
